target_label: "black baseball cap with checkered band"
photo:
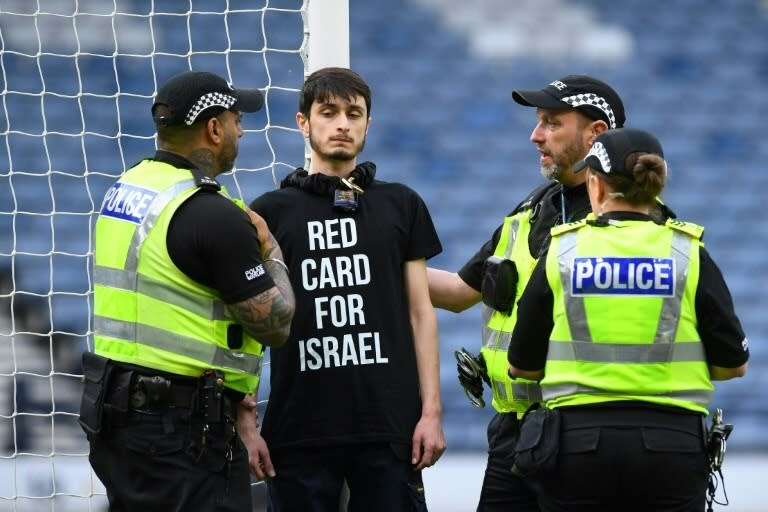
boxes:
[512,74,625,130]
[152,70,264,127]
[572,128,664,177]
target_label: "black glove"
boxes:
[455,348,489,408]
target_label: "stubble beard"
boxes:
[308,131,366,162]
[220,139,237,174]
[539,136,588,183]
[540,162,561,182]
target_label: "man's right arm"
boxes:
[427,233,500,313]
[427,268,480,313]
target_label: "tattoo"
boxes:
[229,238,296,347]
[264,259,294,311]
[260,232,283,260]
[187,148,217,176]
[230,284,295,347]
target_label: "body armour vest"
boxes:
[93,160,264,393]
[541,217,712,415]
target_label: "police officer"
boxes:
[508,128,749,511]
[428,75,671,510]
[79,70,296,511]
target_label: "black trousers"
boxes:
[88,408,251,512]
[477,412,540,512]
[266,442,427,512]
[535,405,708,512]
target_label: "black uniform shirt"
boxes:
[508,211,749,372]
[156,150,276,304]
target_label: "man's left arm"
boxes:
[405,258,447,471]
[236,391,275,480]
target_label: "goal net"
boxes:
[0,0,345,509]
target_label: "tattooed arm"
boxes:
[228,208,296,348]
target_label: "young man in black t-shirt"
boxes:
[250,67,445,511]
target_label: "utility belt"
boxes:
[558,403,705,437]
[79,351,235,437]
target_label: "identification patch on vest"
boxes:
[100,182,158,224]
[571,256,675,296]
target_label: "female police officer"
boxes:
[507,128,749,511]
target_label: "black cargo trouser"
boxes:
[535,405,708,512]
[86,364,252,512]
[477,412,540,512]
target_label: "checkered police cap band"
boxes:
[184,91,238,125]
[587,141,612,173]
[153,71,263,127]
[560,93,617,129]
[573,128,665,176]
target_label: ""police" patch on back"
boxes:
[571,257,675,297]
[100,182,157,224]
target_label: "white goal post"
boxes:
[0,1,348,509]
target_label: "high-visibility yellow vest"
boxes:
[93,160,264,393]
[541,217,712,415]
[481,210,543,415]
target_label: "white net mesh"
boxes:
[0,0,306,509]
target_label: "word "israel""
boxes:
[571,257,675,296]
[298,332,389,371]
[100,182,157,223]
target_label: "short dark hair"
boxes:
[299,67,371,118]
[153,104,212,147]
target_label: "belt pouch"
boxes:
[511,405,561,477]
[78,351,113,436]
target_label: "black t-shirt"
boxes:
[250,163,442,450]
[507,212,749,372]
[154,150,275,303]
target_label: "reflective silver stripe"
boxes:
[95,265,230,321]
[94,316,262,374]
[125,179,198,272]
[482,327,511,350]
[542,383,712,407]
[481,304,494,328]
[504,219,519,259]
[492,380,510,402]
[557,232,591,342]
[558,230,692,345]
[655,232,692,343]
[512,381,543,402]
[491,379,543,403]
[547,340,706,363]
[481,217,521,349]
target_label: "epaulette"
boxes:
[666,218,704,240]
[190,167,222,192]
[551,218,587,236]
